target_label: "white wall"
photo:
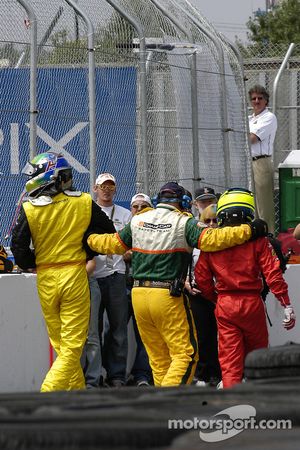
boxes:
[0,273,137,393]
[267,264,300,346]
[1,265,299,393]
[0,273,49,393]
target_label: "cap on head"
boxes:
[155,181,192,210]
[95,173,116,185]
[130,193,152,207]
[159,182,185,201]
[194,186,217,202]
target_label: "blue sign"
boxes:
[0,67,137,240]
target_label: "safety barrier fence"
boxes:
[0,0,251,240]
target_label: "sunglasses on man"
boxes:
[97,184,115,191]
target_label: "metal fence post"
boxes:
[190,49,200,192]
[104,0,149,194]
[148,0,200,195]
[223,39,254,192]
[64,0,96,195]
[273,43,295,115]
[16,0,37,161]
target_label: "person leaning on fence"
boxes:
[83,181,269,387]
[10,152,115,392]
[194,188,296,389]
[248,84,277,234]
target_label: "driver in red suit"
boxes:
[195,188,296,388]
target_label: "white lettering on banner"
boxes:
[25,122,89,173]
[11,123,19,174]
[3,122,89,174]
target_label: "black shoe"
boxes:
[86,383,100,390]
[106,379,125,388]
[208,377,221,387]
[125,374,135,386]
[136,380,150,387]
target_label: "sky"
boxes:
[191,0,267,43]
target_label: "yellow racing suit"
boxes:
[11,191,115,391]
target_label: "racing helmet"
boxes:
[217,188,255,226]
[22,152,72,196]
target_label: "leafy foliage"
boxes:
[94,12,136,65]
[39,30,87,66]
[236,0,300,58]
[247,0,300,45]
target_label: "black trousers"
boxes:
[189,293,221,382]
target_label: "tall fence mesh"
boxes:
[0,0,258,240]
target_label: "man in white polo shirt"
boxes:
[248,84,277,234]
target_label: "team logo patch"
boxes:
[138,221,172,230]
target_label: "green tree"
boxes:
[247,0,300,44]
[38,30,87,66]
[94,12,135,65]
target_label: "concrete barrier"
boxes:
[0,264,299,393]
[267,264,300,346]
[0,273,49,392]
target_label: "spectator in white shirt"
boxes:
[248,84,277,234]
[93,173,131,387]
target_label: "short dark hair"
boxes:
[248,84,269,105]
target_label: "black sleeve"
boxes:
[10,205,36,270]
[90,201,116,234]
[83,201,116,258]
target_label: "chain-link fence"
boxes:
[0,0,252,240]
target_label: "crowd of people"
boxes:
[1,84,296,392]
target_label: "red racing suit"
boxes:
[194,236,290,388]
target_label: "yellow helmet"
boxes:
[217,188,255,226]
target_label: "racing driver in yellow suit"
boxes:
[84,181,269,387]
[11,152,115,392]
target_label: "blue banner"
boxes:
[0,67,137,240]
